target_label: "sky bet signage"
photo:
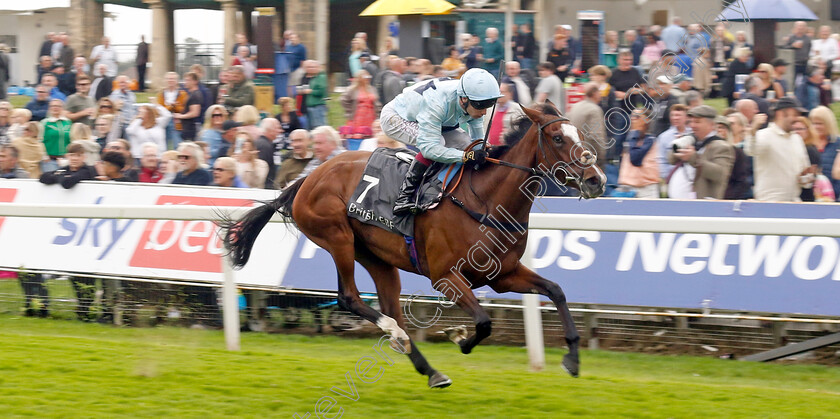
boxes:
[0,181,838,316]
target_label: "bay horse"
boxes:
[223,104,606,388]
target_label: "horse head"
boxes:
[520,103,606,199]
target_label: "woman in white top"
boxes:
[811,26,839,78]
[234,135,268,188]
[125,104,170,159]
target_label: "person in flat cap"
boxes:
[744,96,811,202]
[667,105,735,199]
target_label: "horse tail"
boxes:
[221,177,307,268]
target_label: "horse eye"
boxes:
[553,135,563,143]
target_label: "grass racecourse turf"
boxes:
[0,315,839,418]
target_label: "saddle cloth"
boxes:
[347,148,453,236]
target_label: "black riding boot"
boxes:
[393,159,429,215]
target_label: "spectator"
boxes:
[724,112,754,200]
[771,58,790,95]
[158,150,179,184]
[11,121,45,178]
[746,97,811,202]
[232,46,256,79]
[808,106,840,199]
[39,33,55,61]
[648,76,680,137]
[755,63,784,102]
[275,128,313,189]
[640,33,665,69]
[39,142,96,189]
[461,34,483,71]
[217,120,240,163]
[721,47,753,106]
[791,117,822,202]
[213,156,247,187]
[0,144,29,179]
[0,44,8,100]
[41,72,66,100]
[608,51,646,158]
[90,64,114,101]
[96,151,132,181]
[691,49,714,97]
[732,31,753,55]
[173,71,204,142]
[126,104,170,161]
[567,82,606,167]
[710,23,733,68]
[223,65,255,110]
[104,140,140,181]
[50,34,63,62]
[515,23,536,70]
[255,118,280,188]
[90,36,117,77]
[535,62,563,111]
[302,60,328,129]
[546,35,573,81]
[340,69,380,139]
[441,47,466,78]
[483,28,503,72]
[8,108,32,141]
[136,35,148,92]
[41,99,72,171]
[284,31,307,74]
[484,82,524,146]
[69,123,101,166]
[233,104,262,142]
[187,64,213,124]
[65,74,96,128]
[214,68,230,104]
[795,68,824,112]
[785,21,811,78]
[667,105,735,199]
[347,38,366,79]
[656,104,691,181]
[617,109,660,198]
[669,74,693,105]
[231,33,255,59]
[157,71,188,148]
[661,17,687,53]
[502,61,534,106]
[683,24,707,61]
[93,114,115,150]
[586,65,617,115]
[59,34,74,70]
[172,142,212,186]
[234,136,268,188]
[0,101,9,145]
[624,30,644,66]
[138,142,163,183]
[274,97,302,140]
[601,31,619,68]
[199,105,229,165]
[379,56,407,107]
[358,53,379,82]
[739,76,771,115]
[810,25,837,79]
[37,55,54,83]
[109,75,137,136]
[292,126,345,185]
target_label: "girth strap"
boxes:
[449,196,528,233]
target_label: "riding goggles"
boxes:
[468,98,497,110]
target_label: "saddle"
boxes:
[347,148,459,237]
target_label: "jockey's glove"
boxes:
[462,149,487,169]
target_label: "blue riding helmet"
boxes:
[458,68,502,110]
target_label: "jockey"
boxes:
[380,68,502,215]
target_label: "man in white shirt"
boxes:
[810,25,838,78]
[746,97,812,201]
[656,104,691,180]
[501,60,532,106]
[660,17,687,52]
[90,37,118,77]
[535,62,563,112]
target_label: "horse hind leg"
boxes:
[357,252,451,388]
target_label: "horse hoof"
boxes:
[428,372,452,389]
[441,325,468,345]
[390,336,412,354]
[561,354,579,378]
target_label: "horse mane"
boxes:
[489,104,562,159]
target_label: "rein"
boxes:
[443,117,586,233]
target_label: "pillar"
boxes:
[143,0,174,91]
[238,6,254,41]
[378,16,397,57]
[68,0,104,64]
[400,15,424,59]
[218,0,239,67]
[314,0,329,65]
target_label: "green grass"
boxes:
[0,313,838,418]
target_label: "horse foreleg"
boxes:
[433,274,492,355]
[358,254,451,388]
[491,263,581,377]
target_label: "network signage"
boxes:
[0,181,837,316]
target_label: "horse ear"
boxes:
[520,104,542,123]
[544,99,562,115]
